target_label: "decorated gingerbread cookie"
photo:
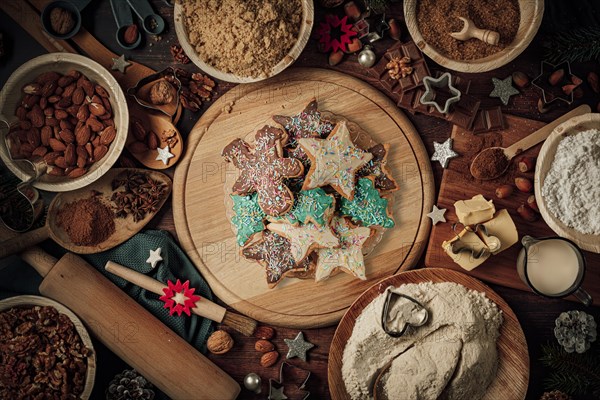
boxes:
[230,193,266,246]
[267,221,340,263]
[298,121,372,200]
[222,126,304,216]
[358,143,399,193]
[273,98,334,162]
[315,216,372,282]
[340,177,395,228]
[270,188,335,227]
[242,230,314,288]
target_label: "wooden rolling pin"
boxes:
[20,247,240,400]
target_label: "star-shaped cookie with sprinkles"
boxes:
[358,143,399,193]
[267,221,340,263]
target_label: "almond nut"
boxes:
[100,126,116,145]
[89,102,106,116]
[123,24,139,45]
[41,126,52,146]
[132,120,147,141]
[41,81,57,97]
[28,105,44,128]
[95,84,109,98]
[72,87,85,105]
[55,156,68,169]
[207,330,234,355]
[75,125,91,145]
[93,145,108,161]
[32,146,48,157]
[64,143,76,166]
[515,177,533,193]
[146,130,159,149]
[255,340,275,353]
[54,109,69,120]
[77,104,90,122]
[47,166,65,176]
[48,138,66,152]
[44,151,61,165]
[253,326,275,340]
[86,116,104,132]
[67,167,86,178]
[59,129,75,143]
[36,71,61,84]
[260,351,279,368]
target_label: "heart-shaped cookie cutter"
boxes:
[381,286,429,338]
[0,120,46,232]
[127,67,182,121]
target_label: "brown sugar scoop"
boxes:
[449,17,500,45]
[0,168,171,258]
[470,105,590,180]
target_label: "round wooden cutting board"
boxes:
[328,268,529,400]
[173,68,434,328]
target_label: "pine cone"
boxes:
[106,369,155,400]
[540,390,572,400]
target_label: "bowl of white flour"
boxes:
[536,113,600,253]
[328,268,529,400]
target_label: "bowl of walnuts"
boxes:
[0,295,96,399]
[0,53,128,192]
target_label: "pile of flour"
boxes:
[542,129,600,235]
[342,282,503,400]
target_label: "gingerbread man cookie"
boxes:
[222,126,304,216]
[273,98,334,162]
[243,230,315,288]
[298,121,372,200]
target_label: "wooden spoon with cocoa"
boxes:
[0,168,171,258]
[470,104,590,180]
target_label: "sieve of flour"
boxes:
[380,287,429,337]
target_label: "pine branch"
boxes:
[543,26,600,64]
[540,342,600,396]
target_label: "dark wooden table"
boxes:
[1,1,599,399]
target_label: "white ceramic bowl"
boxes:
[404,0,544,73]
[0,295,96,399]
[0,53,128,192]
[174,1,314,83]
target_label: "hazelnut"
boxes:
[518,156,536,173]
[517,204,537,222]
[515,177,533,193]
[527,195,539,212]
[548,69,565,86]
[512,71,530,89]
[588,72,600,94]
[149,80,175,105]
[388,18,401,41]
[329,50,344,66]
[50,7,75,35]
[495,184,514,199]
[207,330,234,355]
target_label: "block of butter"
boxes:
[482,209,518,254]
[454,194,495,226]
[442,229,490,271]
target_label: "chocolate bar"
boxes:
[471,107,506,133]
[368,41,430,94]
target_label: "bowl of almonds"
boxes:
[0,53,128,191]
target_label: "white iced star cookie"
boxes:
[146,247,163,269]
[315,216,372,282]
[298,121,372,200]
[267,222,339,263]
[156,145,174,165]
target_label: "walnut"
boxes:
[207,330,234,354]
[386,56,413,80]
[170,44,190,64]
[49,7,75,35]
[149,80,175,105]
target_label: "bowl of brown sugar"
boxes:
[404,0,544,73]
[174,0,314,83]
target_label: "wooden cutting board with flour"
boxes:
[425,113,600,302]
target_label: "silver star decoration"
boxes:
[431,138,459,168]
[284,332,314,362]
[111,54,132,73]
[427,205,447,225]
[155,145,174,165]
[269,385,288,400]
[489,76,519,106]
[146,247,163,269]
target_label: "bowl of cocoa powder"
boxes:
[0,53,128,192]
[404,0,544,73]
[174,0,314,83]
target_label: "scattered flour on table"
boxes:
[341,282,503,400]
[542,129,600,235]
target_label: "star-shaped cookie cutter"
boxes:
[419,72,461,114]
[268,362,311,400]
[532,60,581,105]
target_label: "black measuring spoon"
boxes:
[110,0,141,49]
[41,0,93,40]
[126,0,165,35]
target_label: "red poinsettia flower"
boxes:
[159,279,201,317]
[316,14,358,53]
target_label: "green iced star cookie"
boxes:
[231,193,266,246]
[340,178,395,228]
[273,188,335,226]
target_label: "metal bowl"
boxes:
[0,53,128,192]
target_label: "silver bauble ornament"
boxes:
[358,45,376,68]
[243,373,262,394]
